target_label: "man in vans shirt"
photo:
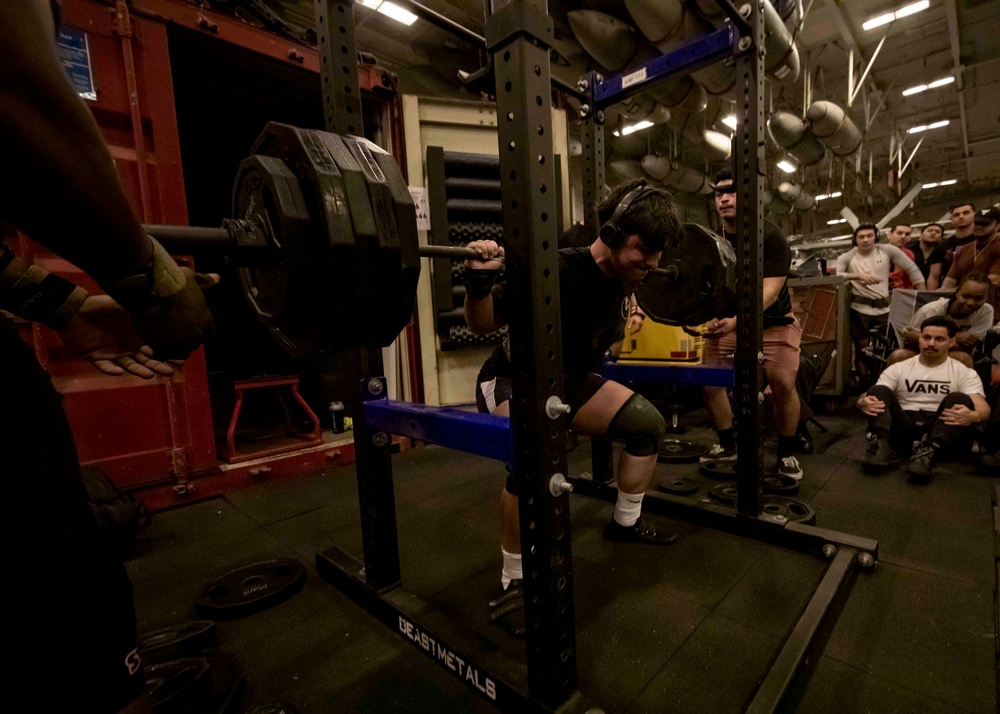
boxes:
[906,223,947,289]
[836,223,926,387]
[888,273,993,368]
[859,315,989,483]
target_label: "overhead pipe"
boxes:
[767,111,825,165]
[806,100,863,156]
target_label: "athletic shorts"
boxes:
[703,318,802,373]
[475,348,607,494]
[849,309,889,343]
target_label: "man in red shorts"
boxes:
[694,169,804,481]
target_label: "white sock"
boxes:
[501,548,522,589]
[613,491,643,527]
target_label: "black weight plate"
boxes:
[657,476,699,495]
[250,705,299,714]
[139,621,218,663]
[700,461,738,479]
[658,439,709,463]
[708,482,738,504]
[635,223,737,326]
[145,657,213,714]
[202,654,247,714]
[195,558,306,620]
[763,475,800,495]
[761,495,816,524]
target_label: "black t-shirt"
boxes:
[905,238,946,281]
[492,247,628,377]
[720,220,793,328]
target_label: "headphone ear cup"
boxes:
[600,224,621,247]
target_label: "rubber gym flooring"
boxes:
[126,407,997,713]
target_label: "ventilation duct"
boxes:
[641,154,672,181]
[762,0,800,84]
[663,163,713,194]
[777,182,816,211]
[624,0,685,45]
[767,111,825,166]
[648,76,708,114]
[805,101,862,157]
[567,10,639,72]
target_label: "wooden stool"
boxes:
[224,376,323,463]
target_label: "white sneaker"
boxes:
[778,456,803,481]
[699,443,737,465]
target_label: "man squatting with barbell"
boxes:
[463,180,679,635]
[2,2,216,711]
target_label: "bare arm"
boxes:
[941,276,957,290]
[0,0,152,282]
[927,263,942,290]
[762,276,786,311]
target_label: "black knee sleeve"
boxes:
[608,394,666,456]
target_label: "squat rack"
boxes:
[312,1,879,712]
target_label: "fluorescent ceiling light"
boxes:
[863,12,895,30]
[894,0,930,18]
[863,0,929,31]
[816,191,843,201]
[924,179,957,189]
[721,114,738,130]
[377,1,418,25]
[777,160,797,173]
[827,218,847,225]
[612,120,654,137]
[358,0,382,7]
[908,119,949,134]
[902,75,954,96]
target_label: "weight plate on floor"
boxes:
[203,654,247,714]
[761,495,816,524]
[657,476,699,495]
[708,482,738,504]
[139,621,218,663]
[658,439,709,463]
[700,461,738,479]
[195,558,306,620]
[762,475,800,496]
[145,657,213,714]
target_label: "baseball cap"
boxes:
[975,207,1000,224]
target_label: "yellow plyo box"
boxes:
[619,321,704,363]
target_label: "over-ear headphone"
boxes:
[599,183,657,248]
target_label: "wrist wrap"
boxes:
[463,268,499,300]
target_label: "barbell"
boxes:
[143,122,736,356]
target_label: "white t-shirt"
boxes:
[875,355,985,411]
[836,245,924,316]
[907,297,994,340]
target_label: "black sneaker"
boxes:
[778,455,804,481]
[603,517,678,545]
[907,446,936,484]
[863,436,898,472]
[699,444,737,466]
[488,579,525,637]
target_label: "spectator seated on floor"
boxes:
[858,315,990,484]
[886,274,993,369]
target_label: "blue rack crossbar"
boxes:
[601,361,735,388]
[595,28,733,108]
[363,399,512,462]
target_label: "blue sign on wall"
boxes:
[57,27,97,101]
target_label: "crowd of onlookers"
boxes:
[834,202,1000,482]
